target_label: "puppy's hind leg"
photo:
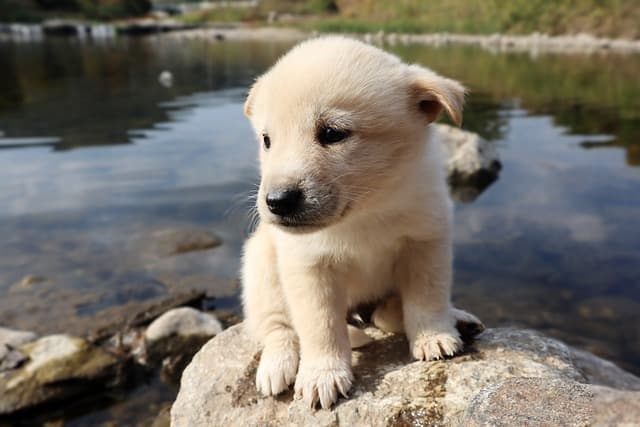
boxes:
[371,295,484,341]
[371,294,405,334]
[242,225,298,396]
[451,307,485,342]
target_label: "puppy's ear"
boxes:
[408,65,466,127]
[243,79,261,117]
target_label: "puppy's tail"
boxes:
[348,324,373,349]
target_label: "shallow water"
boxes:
[0,37,639,425]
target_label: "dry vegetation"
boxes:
[184,0,640,39]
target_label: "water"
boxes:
[0,37,639,425]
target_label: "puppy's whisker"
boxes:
[224,188,259,218]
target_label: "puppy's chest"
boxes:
[334,235,403,304]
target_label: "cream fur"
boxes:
[241,36,481,409]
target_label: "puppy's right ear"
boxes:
[407,65,466,127]
[243,79,261,117]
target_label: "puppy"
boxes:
[241,36,482,409]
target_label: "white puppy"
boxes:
[241,36,482,409]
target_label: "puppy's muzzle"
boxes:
[266,188,303,218]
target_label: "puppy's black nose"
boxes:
[266,188,303,217]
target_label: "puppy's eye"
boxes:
[318,127,350,145]
[262,134,271,150]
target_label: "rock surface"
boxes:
[171,324,640,427]
[435,124,501,202]
[0,334,122,415]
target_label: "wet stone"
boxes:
[0,334,123,415]
[145,307,223,343]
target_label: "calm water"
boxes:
[1,37,639,425]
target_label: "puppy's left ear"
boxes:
[408,65,466,127]
[243,78,261,117]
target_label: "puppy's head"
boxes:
[245,37,465,233]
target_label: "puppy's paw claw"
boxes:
[256,348,299,396]
[411,329,463,361]
[294,358,353,409]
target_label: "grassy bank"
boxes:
[183,0,639,39]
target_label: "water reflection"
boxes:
[0,38,293,150]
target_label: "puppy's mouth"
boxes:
[269,202,352,233]
[273,217,328,233]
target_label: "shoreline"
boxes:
[168,26,640,54]
[2,20,640,54]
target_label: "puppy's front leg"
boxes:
[242,228,299,396]
[396,238,463,361]
[280,262,352,409]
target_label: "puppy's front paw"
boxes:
[294,357,353,409]
[256,346,299,396]
[405,309,464,361]
[410,328,463,361]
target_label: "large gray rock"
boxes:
[0,334,122,414]
[171,324,640,427]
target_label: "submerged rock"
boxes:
[171,324,640,427]
[158,70,174,88]
[130,227,222,259]
[435,124,502,202]
[8,275,47,293]
[0,334,122,415]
